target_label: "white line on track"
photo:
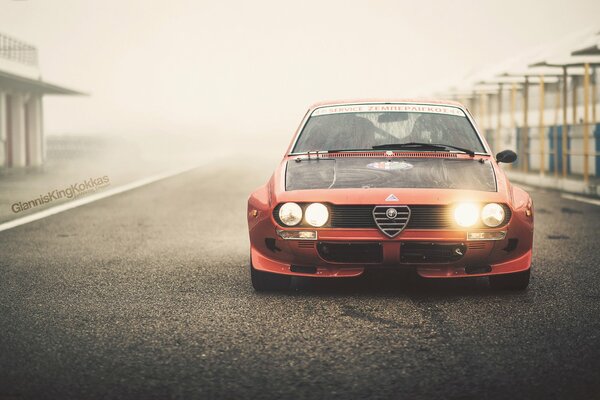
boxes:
[0,163,204,233]
[561,193,600,207]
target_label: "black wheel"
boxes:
[250,260,291,291]
[489,268,530,290]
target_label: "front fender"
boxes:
[247,176,274,233]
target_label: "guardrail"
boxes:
[0,32,38,66]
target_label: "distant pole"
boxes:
[483,93,493,144]
[511,83,517,131]
[553,78,560,177]
[583,63,590,184]
[572,75,578,126]
[562,67,568,178]
[497,83,503,152]
[522,76,529,172]
[592,66,597,125]
[539,75,545,175]
[572,74,578,179]
[510,83,517,171]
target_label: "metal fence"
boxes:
[0,32,38,66]
[462,62,600,185]
[482,122,600,182]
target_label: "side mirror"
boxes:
[496,149,517,164]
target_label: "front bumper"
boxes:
[250,226,532,279]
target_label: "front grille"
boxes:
[372,205,410,237]
[317,242,383,263]
[330,205,455,229]
[400,242,466,263]
[408,206,454,229]
[330,206,376,228]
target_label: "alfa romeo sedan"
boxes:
[247,100,533,291]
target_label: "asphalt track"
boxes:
[1,160,600,399]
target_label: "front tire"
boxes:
[489,268,530,290]
[250,260,291,291]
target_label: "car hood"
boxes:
[285,157,496,192]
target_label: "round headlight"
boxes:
[481,203,505,227]
[305,203,329,227]
[278,202,302,226]
[454,203,480,227]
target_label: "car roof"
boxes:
[308,98,466,111]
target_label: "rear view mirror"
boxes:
[496,149,517,164]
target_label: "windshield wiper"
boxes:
[372,142,475,157]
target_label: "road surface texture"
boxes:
[1,159,599,400]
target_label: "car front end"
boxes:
[247,100,534,290]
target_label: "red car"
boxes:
[247,100,533,291]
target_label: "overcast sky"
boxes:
[1,0,599,138]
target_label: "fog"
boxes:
[2,0,600,142]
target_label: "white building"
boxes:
[0,32,82,168]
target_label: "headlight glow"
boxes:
[454,203,480,227]
[304,203,329,227]
[278,202,302,226]
[481,203,505,227]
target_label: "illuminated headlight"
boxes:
[304,203,329,227]
[454,203,480,227]
[481,203,505,227]
[278,202,302,226]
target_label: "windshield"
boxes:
[292,104,486,154]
